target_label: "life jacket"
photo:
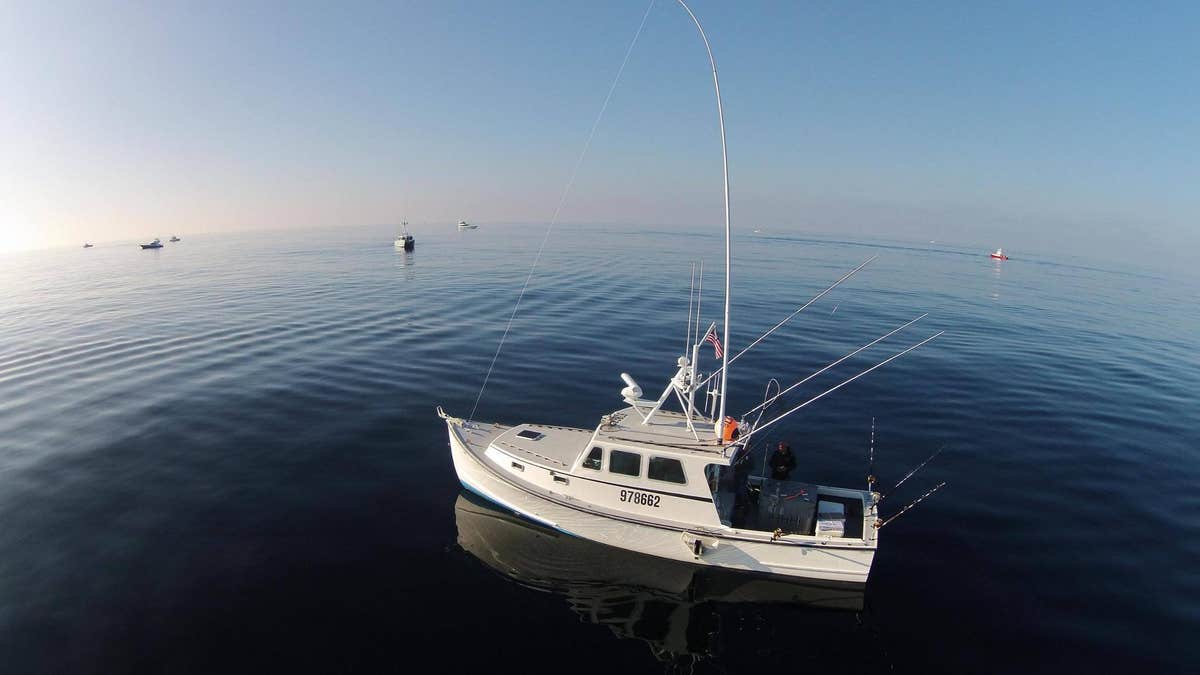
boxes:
[721,416,739,442]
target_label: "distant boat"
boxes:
[169,235,181,242]
[83,243,94,248]
[989,248,1009,261]
[394,221,415,251]
[458,220,478,230]
[140,238,163,249]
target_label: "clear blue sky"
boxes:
[2,0,1197,266]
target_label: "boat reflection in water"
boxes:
[454,491,866,668]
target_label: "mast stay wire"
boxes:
[469,0,658,421]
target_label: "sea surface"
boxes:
[1,225,1197,673]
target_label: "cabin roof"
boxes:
[592,406,734,462]
[492,407,736,471]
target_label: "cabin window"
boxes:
[648,457,686,484]
[516,429,544,440]
[608,450,641,477]
[583,447,603,471]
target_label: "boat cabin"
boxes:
[481,405,873,541]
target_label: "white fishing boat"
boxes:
[169,235,181,242]
[394,221,415,251]
[440,1,943,585]
[457,219,478,230]
[140,238,163,249]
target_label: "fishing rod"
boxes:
[740,313,928,420]
[743,331,944,440]
[867,417,876,492]
[694,255,877,391]
[877,482,947,529]
[881,444,947,501]
[742,378,781,477]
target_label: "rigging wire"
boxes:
[469,0,658,421]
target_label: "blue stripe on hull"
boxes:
[457,478,578,538]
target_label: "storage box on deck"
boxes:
[815,499,846,537]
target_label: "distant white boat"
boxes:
[83,243,94,248]
[458,220,478,230]
[140,238,163,249]
[169,235,181,242]
[394,221,415,251]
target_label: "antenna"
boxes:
[685,262,696,356]
[675,0,731,440]
[695,261,703,352]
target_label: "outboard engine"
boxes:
[620,373,643,404]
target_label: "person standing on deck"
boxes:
[769,441,796,480]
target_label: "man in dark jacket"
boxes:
[769,441,796,480]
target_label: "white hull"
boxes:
[447,418,874,584]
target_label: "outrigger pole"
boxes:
[693,256,876,392]
[746,331,944,439]
[675,0,731,440]
[740,313,929,419]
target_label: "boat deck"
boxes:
[491,423,593,470]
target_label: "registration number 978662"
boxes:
[619,489,660,507]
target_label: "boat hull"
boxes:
[447,419,874,584]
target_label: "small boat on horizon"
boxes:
[83,243,94,248]
[989,248,1009,260]
[458,220,478,230]
[140,238,163,249]
[169,235,181,242]
[394,221,415,251]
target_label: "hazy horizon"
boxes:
[3,1,1197,271]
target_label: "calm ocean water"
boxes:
[1,225,1197,673]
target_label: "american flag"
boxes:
[703,324,724,359]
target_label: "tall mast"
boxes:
[676,0,731,439]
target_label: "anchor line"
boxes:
[468,0,658,421]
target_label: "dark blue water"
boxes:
[1,225,1197,673]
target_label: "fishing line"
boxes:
[469,0,658,421]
